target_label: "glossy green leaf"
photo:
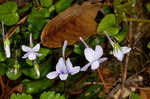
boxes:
[22,67,39,79]
[40,91,65,99]
[102,27,120,36]
[40,0,53,7]
[0,48,7,62]
[10,93,32,99]
[6,68,22,80]
[55,0,73,13]
[97,14,116,33]
[24,79,53,94]
[0,1,19,26]
[38,48,52,61]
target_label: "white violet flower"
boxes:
[79,37,107,71]
[46,40,80,80]
[104,31,131,61]
[1,22,11,58]
[22,34,42,60]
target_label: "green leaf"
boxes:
[147,42,150,49]
[6,68,22,80]
[115,26,129,42]
[40,0,53,7]
[27,8,50,39]
[0,1,19,26]
[130,92,142,99]
[102,27,120,36]
[97,14,116,33]
[24,79,53,94]
[40,91,65,99]
[146,3,150,12]
[0,63,7,76]
[22,67,39,79]
[55,0,73,13]
[10,93,32,99]
[38,48,52,61]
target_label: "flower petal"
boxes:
[80,62,91,71]
[56,58,67,73]
[113,49,124,61]
[66,58,73,70]
[31,43,40,52]
[46,71,58,79]
[22,45,31,52]
[98,57,108,63]
[121,47,131,54]
[70,66,80,75]
[91,61,99,70]
[59,74,68,80]
[94,45,103,59]
[35,53,42,57]
[5,45,10,58]
[22,53,29,59]
[28,52,36,60]
[84,48,95,62]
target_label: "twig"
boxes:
[7,15,28,39]
[0,76,5,98]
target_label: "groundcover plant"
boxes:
[0,0,149,99]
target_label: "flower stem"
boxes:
[30,33,33,48]
[104,31,114,47]
[1,22,5,41]
[63,40,67,58]
[79,37,89,48]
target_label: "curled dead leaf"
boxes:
[41,2,102,48]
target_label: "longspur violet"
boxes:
[22,34,42,61]
[46,40,80,80]
[104,31,131,61]
[1,22,11,58]
[79,37,107,71]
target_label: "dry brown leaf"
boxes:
[140,89,150,99]
[41,2,102,48]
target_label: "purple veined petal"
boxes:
[80,62,92,71]
[22,53,29,59]
[70,66,80,75]
[84,48,95,62]
[91,60,99,70]
[113,49,124,61]
[5,45,10,58]
[22,45,31,52]
[35,53,42,57]
[62,40,67,58]
[56,57,67,73]
[28,52,37,60]
[66,58,73,71]
[59,74,68,80]
[31,43,40,52]
[120,47,131,54]
[94,45,103,59]
[46,71,58,79]
[98,57,108,63]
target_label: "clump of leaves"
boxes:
[10,93,32,99]
[0,1,19,26]
[40,91,65,99]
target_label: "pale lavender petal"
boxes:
[59,74,68,80]
[35,53,42,57]
[66,58,73,71]
[28,52,36,60]
[31,43,40,52]
[84,48,95,62]
[56,57,67,73]
[70,66,80,75]
[22,45,31,52]
[46,71,58,79]
[98,57,108,63]
[94,45,103,59]
[120,47,131,54]
[22,53,29,59]
[113,49,124,61]
[5,45,10,58]
[80,62,91,71]
[91,61,99,70]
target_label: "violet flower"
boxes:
[104,31,131,61]
[79,37,107,71]
[46,40,80,80]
